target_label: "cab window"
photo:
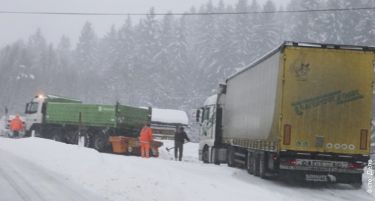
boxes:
[25,102,39,114]
[203,107,210,121]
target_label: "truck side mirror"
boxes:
[25,103,29,114]
[196,109,200,123]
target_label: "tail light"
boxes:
[287,159,297,166]
[348,162,364,169]
[360,129,368,150]
[283,124,291,145]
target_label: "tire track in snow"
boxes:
[0,149,105,201]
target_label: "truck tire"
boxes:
[227,147,235,167]
[352,182,362,189]
[52,133,63,142]
[247,152,254,175]
[254,153,260,176]
[93,134,108,152]
[211,148,220,165]
[202,147,209,163]
[350,174,363,189]
[68,130,79,144]
[50,127,64,142]
[259,152,267,178]
[29,124,42,137]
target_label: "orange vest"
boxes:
[139,126,153,142]
[10,117,23,131]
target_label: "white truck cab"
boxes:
[198,94,217,162]
[197,86,227,164]
[24,95,46,132]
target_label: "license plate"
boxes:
[296,159,348,168]
[305,174,328,182]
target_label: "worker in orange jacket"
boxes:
[10,114,24,138]
[139,123,153,158]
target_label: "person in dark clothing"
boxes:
[174,126,190,161]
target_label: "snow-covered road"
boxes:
[0,137,373,201]
[0,148,104,201]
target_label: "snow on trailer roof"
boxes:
[227,41,375,81]
[151,108,188,125]
[46,94,81,103]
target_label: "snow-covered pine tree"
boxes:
[0,40,34,112]
[55,36,78,98]
[114,16,138,105]
[133,8,163,106]
[287,0,325,43]
[98,25,121,103]
[74,22,100,102]
[255,0,280,52]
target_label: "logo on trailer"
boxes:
[291,90,364,115]
[293,63,310,80]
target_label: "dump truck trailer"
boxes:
[24,95,150,152]
[197,42,374,185]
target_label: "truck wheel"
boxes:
[211,148,220,165]
[69,130,79,144]
[93,134,107,152]
[51,128,64,142]
[227,147,235,167]
[350,174,362,189]
[29,125,42,137]
[247,152,254,175]
[52,133,63,142]
[259,153,267,178]
[254,153,260,176]
[202,147,209,163]
[352,182,362,189]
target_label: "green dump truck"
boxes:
[24,95,150,151]
[198,42,374,185]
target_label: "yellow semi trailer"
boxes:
[197,42,374,185]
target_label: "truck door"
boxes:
[280,46,373,155]
[201,105,216,139]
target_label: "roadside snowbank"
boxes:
[0,116,4,135]
[0,116,8,137]
[0,137,373,201]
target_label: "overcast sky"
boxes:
[0,0,289,47]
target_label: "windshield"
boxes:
[25,102,39,114]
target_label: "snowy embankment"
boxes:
[0,137,373,201]
[0,116,6,136]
